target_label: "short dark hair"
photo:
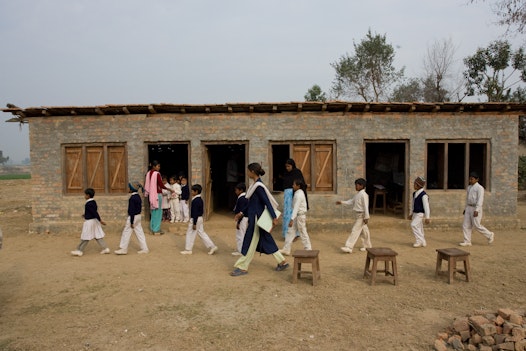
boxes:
[191,184,202,194]
[355,178,366,187]
[235,182,246,192]
[84,188,95,198]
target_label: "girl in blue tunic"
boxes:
[231,163,289,276]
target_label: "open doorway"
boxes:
[147,143,189,180]
[203,143,246,217]
[365,141,407,217]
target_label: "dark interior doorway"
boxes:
[147,143,189,180]
[271,144,290,191]
[206,144,246,212]
[365,142,407,217]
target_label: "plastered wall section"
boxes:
[27,111,518,233]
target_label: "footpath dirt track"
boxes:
[0,179,525,351]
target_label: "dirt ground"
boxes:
[0,179,525,351]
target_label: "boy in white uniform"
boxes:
[336,178,372,253]
[408,176,430,248]
[460,172,495,246]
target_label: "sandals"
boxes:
[230,268,248,276]
[275,262,289,271]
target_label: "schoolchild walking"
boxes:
[336,178,372,254]
[460,171,495,246]
[280,178,312,256]
[71,188,110,256]
[180,184,218,255]
[408,176,430,248]
[232,183,248,256]
[114,182,149,255]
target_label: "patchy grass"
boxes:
[0,174,31,180]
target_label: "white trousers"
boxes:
[462,206,493,243]
[235,217,248,253]
[119,214,148,251]
[410,213,426,245]
[169,198,181,222]
[184,217,215,251]
[282,214,312,253]
[344,212,372,249]
[180,200,190,222]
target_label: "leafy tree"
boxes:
[463,40,526,101]
[390,78,423,102]
[304,84,327,102]
[0,151,9,165]
[330,29,404,102]
[470,0,526,35]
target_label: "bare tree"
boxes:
[470,0,526,35]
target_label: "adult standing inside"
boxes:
[144,160,174,235]
[460,171,495,246]
[230,163,289,276]
[282,158,305,239]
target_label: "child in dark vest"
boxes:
[408,176,430,248]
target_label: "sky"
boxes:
[0,0,523,163]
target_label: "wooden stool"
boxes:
[363,247,398,285]
[435,248,471,284]
[292,250,321,286]
[373,188,387,214]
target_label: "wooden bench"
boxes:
[292,250,321,286]
[435,248,471,284]
[363,247,398,285]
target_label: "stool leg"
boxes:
[292,260,299,283]
[448,258,455,284]
[464,258,470,282]
[392,257,398,285]
[435,253,442,277]
[363,255,371,279]
[312,259,318,286]
[370,258,378,285]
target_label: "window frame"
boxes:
[270,141,336,193]
[63,143,128,195]
[426,140,490,190]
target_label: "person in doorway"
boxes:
[168,176,182,223]
[144,161,174,235]
[230,163,289,276]
[460,172,495,246]
[336,178,372,254]
[408,176,430,248]
[161,175,171,222]
[232,182,248,256]
[180,176,190,223]
[282,158,305,239]
[226,153,243,210]
[70,188,110,257]
[280,178,312,256]
[114,182,149,255]
[180,184,218,255]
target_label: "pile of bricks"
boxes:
[434,308,526,351]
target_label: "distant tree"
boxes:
[463,40,526,101]
[330,29,404,102]
[390,78,423,102]
[0,151,9,165]
[421,38,459,102]
[470,0,526,35]
[21,157,31,165]
[304,84,327,102]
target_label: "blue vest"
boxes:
[413,191,427,213]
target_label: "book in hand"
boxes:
[257,208,281,232]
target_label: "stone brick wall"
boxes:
[27,111,519,233]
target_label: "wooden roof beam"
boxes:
[364,104,370,112]
[344,104,352,113]
[148,105,156,114]
[95,108,104,115]
[122,107,130,115]
[297,103,302,112]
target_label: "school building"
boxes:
[2,101,524,233]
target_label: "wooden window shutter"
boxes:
[65,147,84,193]
[108,145,127,193]
[86,146,105,192]
[293,144,311,189]
[314,144,333,191]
